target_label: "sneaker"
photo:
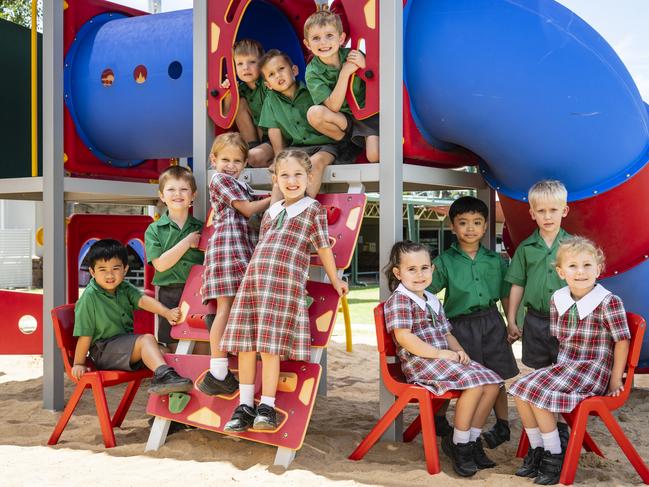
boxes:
[482,419,511,449]
[473,437,497,469]
[533,450,564,485]
[224,404,256,432]
[148,365,193,395]
[434,415,453,437]
[253,403,278,431]
[441,433,478,477]
[515,446,545,477]
[557,422,570,451]
[197,370,239,396]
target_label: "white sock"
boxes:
[239,383,255,407]
[470,427,482,442]
[210,358,229,381]
[541,429,562,454]
[453,428,471,445]
[260,395,276,408]
[525,427,543,449]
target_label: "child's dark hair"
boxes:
[87,239,128,269]
[383,240,432,292]
[449,196,488,222]
[259,49,294,72]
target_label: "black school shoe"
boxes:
[482,418,511,449]
[148,365,193,395]
[434,415,453,437]
[197,370,239,396]
[516,446,545,477]
[224,404,256,432]
[253,403,278,430]
[534,450,564,485]
[441,434,478,477]
[473,437,497,469]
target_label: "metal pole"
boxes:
[407,204,417,242]
[477,187,496,250]
[378,0,403,442]
[42,0,65,410]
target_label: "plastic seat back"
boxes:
[51,304,90,377]
[611,312,645,405]
[374,303,408,388]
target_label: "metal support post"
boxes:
[477,187,496,250]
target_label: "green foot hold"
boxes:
[168,392,191,414]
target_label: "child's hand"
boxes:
[456,350,471,365]
[166,307,181,325]
[507,323,522,343]
[333,278,349,297]
[185,231,201,249]
[607,378,624,397]
[220,77,231,89]
[347,50,366,69]
[71,364,89,380]
[437,349,459,362]
[341,61,359,77]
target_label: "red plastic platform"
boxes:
[0,290,43,355]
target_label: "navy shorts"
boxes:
[89,334,144,371]
[522,308,559,369]
[157,284,184,345]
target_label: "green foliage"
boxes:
[0,0,41,31]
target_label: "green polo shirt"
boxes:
[239,78,268,126]
[144,213,204,286]
[505,228,571,314]
[74,279,143,344]
[305,47,365,116]
[429,243,511,319]
[258,81,336,147]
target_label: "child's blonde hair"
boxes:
[273,149,312,173]
[210,132,249,160]
[304,9,344,38]
[528,179,568,206]
[233,38,264,59]
[555,236,605,271]
[158,165,197,193]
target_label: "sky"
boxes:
[114,0,649,101]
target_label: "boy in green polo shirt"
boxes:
[73,239,192,395]
[221,39,274,168]
[145,166,205,353]
[258,49,341,197]
[303,9,379,163]
[429,196,519,452]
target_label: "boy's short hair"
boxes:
[158,165,197,193]
[449,196,488,222]
[210,132,249,160]
[87,239,128,269]
[259,49,294,73]
[304,9,343,38]
[233,38,264,59]
[528,180,568,206]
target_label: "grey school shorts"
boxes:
[522,308,560,369]
[157,284,184,345]
[89,334,144,371]
[346,112,379,147]
[450,307,520,380]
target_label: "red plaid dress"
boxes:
[201,173,259,300]
[220,197,330,361]
[384,288,503,395]
[509,285,630,413]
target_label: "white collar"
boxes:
[553,284,611,319]
[395,283,441,314]
[267,197,317,220]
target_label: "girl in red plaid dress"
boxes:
[198,133,271,397]
[221,150,348,432]
[384,241,503,477]
[510,237,630,485]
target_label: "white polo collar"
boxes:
[267,197,317,220]
[395,283,441,314]
[553,284,611,320]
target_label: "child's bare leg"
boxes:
[210,296,233,359]
[365,135,379,162]
[248,143,274,168]
[307,105,347,141]
[471,384,499,428]
[307,151,335,197]
[132,334,166,370]
[530,405,557,433]
[235,98,258,143]
[494,386,509,420]
[237,351,257,385]
[514,396,538,429]
[260,352,280,398]
[454,386,484,431]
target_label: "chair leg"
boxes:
[559,405,590,485]
[403,414,422,442]
[516,430,530,458]
[349,394,411,461]
[562,411,604,457]
[598,408,649,483]
[111,379,143,428]
[90,378,117,448]
[47,382,88,446]
[419,395,441,475]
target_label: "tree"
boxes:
[0,0,42,31]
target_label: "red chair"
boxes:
[516,312,649,485]
[48,305,152,448]
[349,303,460,474]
